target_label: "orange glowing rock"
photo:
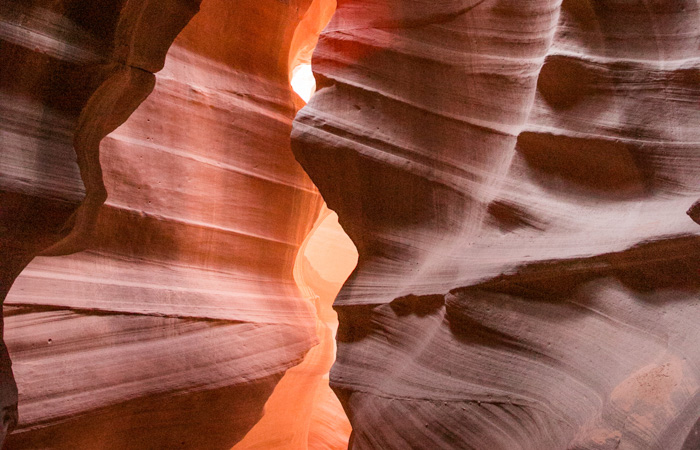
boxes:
[1,0,699,448]
[235,207,356,450]
[1,0,347,448]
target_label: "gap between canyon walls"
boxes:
[234,3,360,444]
[235,205,357,449]
[1,0,357,448]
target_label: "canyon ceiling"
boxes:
[1,0,699,449]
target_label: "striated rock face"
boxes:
[3,0,698,447]
[292,0,700,448]
[1,0,346,447]
[0,0,201,442]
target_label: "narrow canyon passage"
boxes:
[233,58,357,450]
[1,0,699,449]
[235,206,356,449]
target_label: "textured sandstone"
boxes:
[1,0,347,447]
[2,0,699,448]
[292,0,700,448]
[1,0,201,442]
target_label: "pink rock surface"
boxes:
[292,0,700,448]
[2,0,699,448]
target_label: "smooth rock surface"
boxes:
[1,0,345,447]
[292,0,700,448]
[1,0,202,441]
[2,0,699,448]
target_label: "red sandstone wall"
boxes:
[0,0,343,447]
[2,0,699,448]
[292,0,700,448]
[0,0,201,442]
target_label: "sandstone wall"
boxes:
[292,0,700,448]
[1,0,340,447]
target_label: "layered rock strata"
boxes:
[0,0,201,442]
[1,0,343,447]
[292,0,700,448]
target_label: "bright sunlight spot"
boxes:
[291,63,316,103]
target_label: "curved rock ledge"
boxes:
[1,0,342,447]
[292,0,700,448]
[2,0,698,447]
[1,0,201,442]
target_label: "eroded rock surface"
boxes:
[292,0,700,448]
[3,0,699,448]
[1,0,341,447]
[1,0,201,442]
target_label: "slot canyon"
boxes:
[0,0,699,449]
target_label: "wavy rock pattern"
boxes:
[1,0,344,447]
[292,0,700,448]
[0,0,201,443]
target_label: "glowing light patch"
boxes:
[291,64,316,103]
